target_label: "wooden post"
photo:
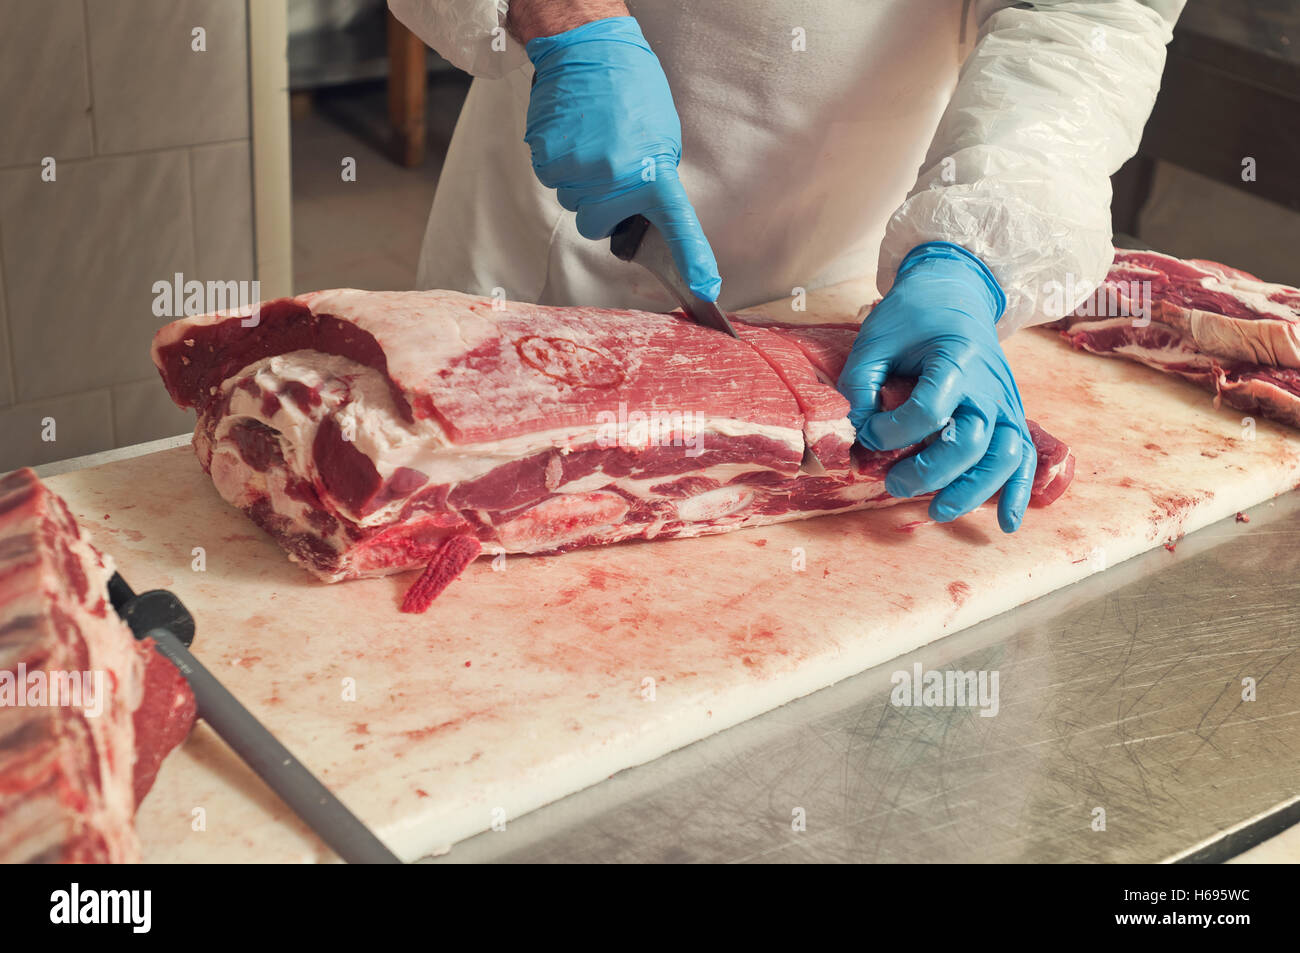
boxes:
[387,11,427,168]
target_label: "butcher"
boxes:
[387,0,1184,533]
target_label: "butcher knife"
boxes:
[610,214,739,339]
[609,214,826,475]
[107,572,401,864]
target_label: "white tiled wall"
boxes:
[0,0,254,470]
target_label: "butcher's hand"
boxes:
[519,13,721,301]
[837,242,1036,533]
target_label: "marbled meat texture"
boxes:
[152,290,1075,585]
[0,469,196,863]
[1054,250,1300,428]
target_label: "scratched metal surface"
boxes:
[432,491,1300,864]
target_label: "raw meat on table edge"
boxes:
[1053,249,1300,429]
[0,468,196,863]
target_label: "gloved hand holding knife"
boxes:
[512,3,722,303]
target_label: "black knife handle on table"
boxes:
[144,626,401,864]
[610,214,651,261]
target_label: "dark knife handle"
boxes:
[610,214,652,262]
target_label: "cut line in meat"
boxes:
[152,290,1075,599]
[1053,249,1300,429]
[0,468,196,863]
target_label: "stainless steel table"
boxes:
[436,491,1300,863]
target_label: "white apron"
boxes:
[390,0,1182,331]
[416,0,970,313]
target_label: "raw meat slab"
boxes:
[0,469,195,863]
[150,292,1069,585]
[1055,250,1300,427]
[43,278,1300,862]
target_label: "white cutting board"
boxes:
[45,278,1300,862]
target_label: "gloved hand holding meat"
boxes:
[838,242,1036,533]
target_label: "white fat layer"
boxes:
[1111,341,1208,369]
[1065,316,1206,367]
[208,435,895,576]
[806,417,855,442]
[65,530,144,862]
[214,351,805,526]
[1176,307,1300,369]
[1198,276,1299,323]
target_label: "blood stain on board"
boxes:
[727,622,790,671]
[98,524,145,542]
[545,585,583,608]
[947,581,972,607]
[403,719,460,741]
[1149,490,1213,524]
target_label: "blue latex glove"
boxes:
[524,17,721,301]
[838,242,1036,533]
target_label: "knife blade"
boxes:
[610,214,739,339]
[609,215,825,474]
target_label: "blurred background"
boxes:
[0,0,1297,472]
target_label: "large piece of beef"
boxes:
[1054,250,1300,428]
[0,469,196,863]
[151,291,1074,589]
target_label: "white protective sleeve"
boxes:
[878,0,1185,335]
[387,0,527,77]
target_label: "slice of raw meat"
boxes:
[1055,250,1300,429]
[1026,420,1075,506]
[399,535,482,614]
[151,290,1074,589]
[0,469,196,863]
[1058,316,1300,428]
[1075,250,1300,367]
